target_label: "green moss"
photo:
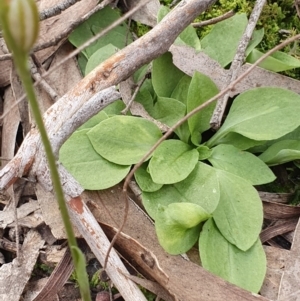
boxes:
[194,0,300,78]
[196,0,298,49]
[131,21,151,38]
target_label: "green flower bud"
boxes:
[1,0,39,53]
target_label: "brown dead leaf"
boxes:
[1,85,21,168]
[125,0,160,27]
[0,48,12,88]
[35,183,80,239]
[0,230,44,301]
[278,219,300,301]
[170,45,300,95]
[261,246,289,300]
[263,201,300,220]
[0,200,40,229]
[100,222,169,286]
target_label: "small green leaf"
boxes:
[201,14,248,67]
[213,170,263,251]
[59,130,130,190]
[77,53,88,75]
[152,96,186,127]
[87,115,162,165]
[71,246,91,301]
[85,44,118,75]
[157,6,200,51]
[68,6,131,58]
[199,218,266,293]
[133,64,149,83]
[157,5,169,23]
[208,144,275,185]
[247,49,300,72]
[134,84,155,116]
[134,162,162,192]
[155,203,210,254]
[207,87,300,147]
[245,28,264,56]
[174,24,201,51]
[152,52,185,97]
[259,140,300,166]
[196,145,212,160]
[142,162,220,219]
[170,77,192,142]
[187,72,219,144]
[149,140,198,184]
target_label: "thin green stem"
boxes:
[15,56,91,301]
[1,2,91,298]
[16,56,78,248]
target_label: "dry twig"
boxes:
[192,9,235,27]
[210,0,267,129]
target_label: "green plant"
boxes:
[61,6,300,293]
[0,1,91,300]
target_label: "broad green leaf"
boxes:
[85,44,118,75]
[213,169,263,251]
[149,140,198,184]
[249,125,300,153]
[187,72,219,145]
[171,75,192,105]
[157,5,169,23]
[142,185,184,220]
[199,218,266,293]
[152,97,186,127]
[87,116,162,165]
[201,14,248,67]
[171,75,192,142]
[59,130,130,190]
[103,99,125,116]
[155,203,210,254]
[78,111,109,130]
[208,144,275,185]
[68,6,131,58]
[152,52,185,97]
[247,49,300,72]
[175,162,220,213]
[207,87,300,147]
[134,163,162,192]
[142,162,220,219]
[71,246,91,301]
[214,132,266,150]
[175,26,201,51]
[259,140,300,166]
